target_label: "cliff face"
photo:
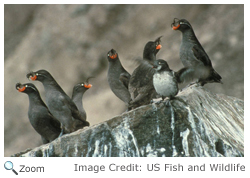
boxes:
[15,86,244,157]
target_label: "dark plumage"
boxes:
[72,81,91,120]
[16,82,62,144]
[107,49,132,107]
[72,78,92,130]
[172,18,222,86]
[26,69,89,134]
[128,36,162,108]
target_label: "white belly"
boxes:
[153,72,178,97]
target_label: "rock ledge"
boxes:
[14,86,244,157]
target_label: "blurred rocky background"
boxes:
[4,4,244,156]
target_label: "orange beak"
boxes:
[172,24,180,30]
[84,84,92,89]
[30,75,37,81]
[109,53,117,59]
[18,86,26,92]
[156,44,162,50]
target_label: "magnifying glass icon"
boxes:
[4,161,18,175]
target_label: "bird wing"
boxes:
[192,45,212,67]
[47,111,62,132]
[109,77,132,104]
[175,65,210,83]
[128,62,156,106]
[67,96,89,126]
[175,67,197,83]
[68,98,83,120]
[52,93,86,123]
[129,61,155,88]
[119,72,131,89]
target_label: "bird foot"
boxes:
[156,100,164,104]
[151,98,164,104]
[165,100,170,106]
[164,98,173,107]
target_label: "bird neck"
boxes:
[158,69,172,74]
[42,79,66,95]
[108,58,125,73]
[27,92,47,110]
[181,28,198,44]
[143,51,156,61]
[72,92,84,105]
[42,77,59,86]
[72,93,85,113]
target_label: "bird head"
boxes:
[143,36,163,60]
[16,82,38,94]
[154,36,163,52]
[84,77,94,89]
[73,77,94,93]
[153,59,170,72]
[107,49,118,61]
[171,18,193,31]
[26,71,37,81]
[27,69,52,82]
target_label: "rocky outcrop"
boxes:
[15,86,244,157]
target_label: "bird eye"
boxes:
[36,73,38,75]
[180,22,184,24]
[25,85,28,87]
[81,83,84,86]
[107,54,109,56]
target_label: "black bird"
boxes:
[171,18,222,86]
[107,49,132,108]
[16,82,62,144]
[72,79,92,120]
[27,70,89,133]
[72,78,92,130]
[153,59,199,104]
[128,36,162,108]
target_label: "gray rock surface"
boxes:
[5,4,244,156]
[14,87,244,157]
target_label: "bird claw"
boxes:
[151,98,164,104]
[164,100,171,106]
[155,100,163,104]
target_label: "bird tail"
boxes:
[176,66,209,84]
[210,69,223,84]
[176,66,223,85]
